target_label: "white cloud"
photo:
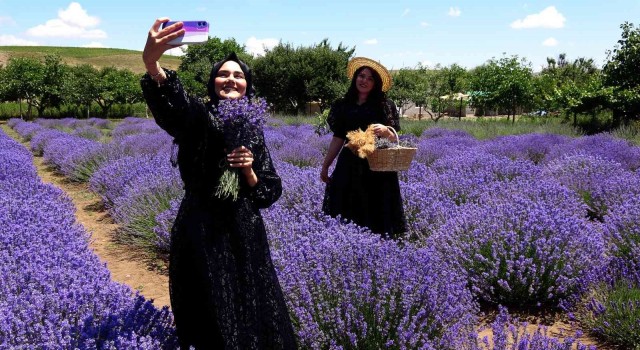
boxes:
[26,2,106,39]
[82,41,104,48]
[448,7,461,17]
[245,36,278,56]
[402,8,410,16]
[27,19,107,38]
[0,16,16,26]
[58,2,100,28]
[542,37,558,46]
[364,39,378,45]
[0,34,38,45]
[165,47,187,56]
[420,21,429,28]
[511,6,566,29]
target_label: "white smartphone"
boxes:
[162,20,209,45]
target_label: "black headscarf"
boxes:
[206,52,254,106]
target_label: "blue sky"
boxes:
[1,1,639,71]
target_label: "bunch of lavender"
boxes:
[212,97,269,200]
[374,135,417,150]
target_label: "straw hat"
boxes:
[346,57,392,92]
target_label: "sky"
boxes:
[1,0,639,72]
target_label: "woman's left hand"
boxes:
[228,146,258,187]
[228,146,254,171]
[371,124,391,138]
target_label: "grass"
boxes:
[400,116,582,139]
[0,46,182,74]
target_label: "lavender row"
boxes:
[0,128,178,349]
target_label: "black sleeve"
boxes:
[385,98,401,132]
[140,68,209,141]
[244,131,282,209]
[326,100,346,139]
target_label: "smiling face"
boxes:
[355,67,376,96]
[213,60,247,100]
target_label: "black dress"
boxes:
[141,70,297,350]
[322,98,407,239]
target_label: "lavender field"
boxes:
[3,116,640,349]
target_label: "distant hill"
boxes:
[0,46,182,74]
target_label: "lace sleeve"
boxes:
[245,131,282,209]
[326,100,346,139]
[385,98,401,132]
[140,68,208,141]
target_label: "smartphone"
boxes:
[162,20,209,45]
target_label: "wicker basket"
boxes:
[367,127,417,172]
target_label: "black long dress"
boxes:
[141,70,297,350]
[322,98,407,239]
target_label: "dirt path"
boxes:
[1,123,171,308]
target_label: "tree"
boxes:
[603,22,640,126]
[94,67,141,117]
[388,68,418,116]
[66,64,99,118]
[469,55,533,122]
[178,37,250,97]
[535,53,603,126]
[253,40,354,114]
[0,55,66,119]
[301,39,353,112]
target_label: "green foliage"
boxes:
[0,55,57,119]
[253,39,353,114]
[402,117,580,140]
[603,22,640,126]
[468,54,534,121]
[92,66,142,117]
[66,64,100,118]
[577,280,640,349]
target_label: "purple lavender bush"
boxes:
[542,153,640,221]
[110,117,164,138]
[264,207,479,349]
[108,155,183,249]
[152,198,181,256]
[478,306,596,350]
[480,133,571,164]
[41,133,102,180]
[12,120,44,141]
[548,133,640,171]
[72,125,104,141]
[429,178,605,307]
[414,132,479,166]
[0,129,178,349]
[573,258,640,349]
[30,128,69,156]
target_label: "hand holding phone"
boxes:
[162,20,209,45]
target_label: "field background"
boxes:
[0,46,182,74]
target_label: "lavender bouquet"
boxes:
[212,97,269,200]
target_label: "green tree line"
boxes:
[1,22,639,130]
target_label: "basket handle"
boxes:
[386,126,400,146]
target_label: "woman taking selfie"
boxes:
[320,57,407,239]
[140,18,297,349]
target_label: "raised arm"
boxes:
[140,18,207,140]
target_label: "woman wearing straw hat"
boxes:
[320,57,407,238]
